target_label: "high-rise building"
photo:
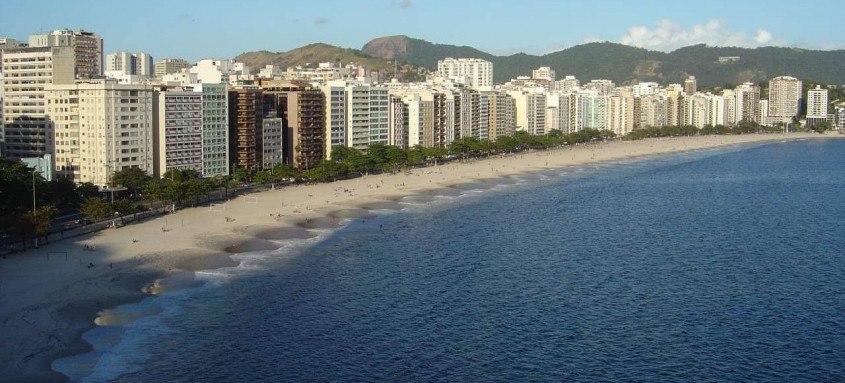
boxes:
[348,83,389,151]
[192,83,229,177]
[768,76,802,124]
[227,86,263,171]
[260,93,284,170]
[607,89,634,136]
[684,76,697,96]
[260,80,325,169]
[107,52,153,78]
[29,29,103,79]
[46,79,154,186]
[153,89,203,177]
[806,85,830,128]
[1,46,75,159]
[135,53,153,78]
[321,81,347,159]
[436,58,493,89]
[806,85,829,118]
[507,89,546,135]
[488,92,516,140]
[155,58,191,78]
[388,95,409,148]
[0,38,27,144]
[734,82,760,123]
[106,51,135,74]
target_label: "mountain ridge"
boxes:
[236,35,845,87]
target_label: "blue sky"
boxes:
[1,0,840,62]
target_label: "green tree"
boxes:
[77,182,100,200]
[110,199,139,216]
[232,168,250,184]
[406,146,425,165]
[810,120,831,133]
[253,170,272,185]
[80,197,111,221]
[184,178,212,205]
[27,205,56,245]
[111,167,151,197]
[143,179,167,202]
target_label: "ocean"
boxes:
[55,138,845,382]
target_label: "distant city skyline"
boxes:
[1,0,842,63]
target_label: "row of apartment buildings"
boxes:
[1,29,841,188]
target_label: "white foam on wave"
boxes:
[52,284,201,382]
[53,225,344,381]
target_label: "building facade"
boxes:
[436,58,493,89]
[227,86,263,171]
[806,85,830,128]
[768,76,802,125]
[29,29,103,79]
[46,79,154,186]
[193,83,229,177]
[153,89,203,177]
[1,46,75,159]
[155,58,191,78]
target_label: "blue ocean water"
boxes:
[70,139,845,382]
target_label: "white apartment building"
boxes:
[806,85,830,127]
[1,46,75,159]
[286,62,352,82]
[557,75,580,93]
[106,51,134,74]
[507,89,546,135]
[391,91,425,148]
[259,65,284,79]
[768,76,802,124]
[436,58,493,89]
[532,67,556,82]
[322,80,348,159]
[806,85,829,118]
[189,59,251,84]
[584,79,615,96]
[607,90,634,136]
[332,81,390,152]
[153,89,203,177]
[155,58,190,78]
[632,82,660,97]
[46,79,154,187]
[734,83,760,123]
[721,89,737,126]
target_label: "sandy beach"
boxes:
[0,133,831,382]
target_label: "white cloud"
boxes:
[614,19,777,51]
[754,29,772,44]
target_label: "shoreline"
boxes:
[0,133,833,382]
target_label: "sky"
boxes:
[1,0,841,62]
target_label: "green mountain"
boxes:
[361,35,845,86]
[234,43,427,82]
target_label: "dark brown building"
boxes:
[227,87,264,171]
[258,80,325,170]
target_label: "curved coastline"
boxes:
[0,133,834,382]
